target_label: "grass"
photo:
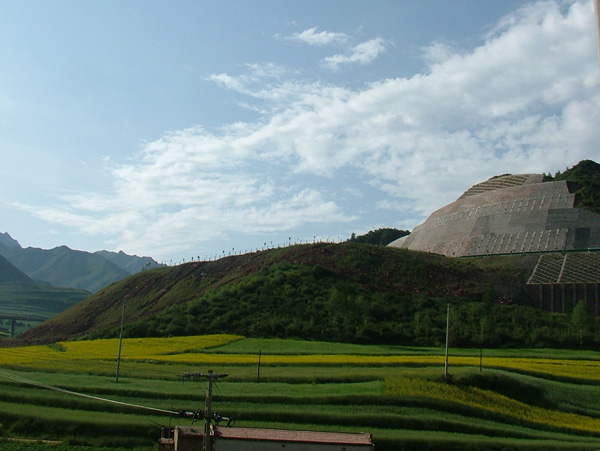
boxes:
[2,335,600,450]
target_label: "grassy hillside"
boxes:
[16,242,588,348]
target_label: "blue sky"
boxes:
[1,0,599,263]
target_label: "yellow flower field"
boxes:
[0,334,242,365]
[61,334,243,359]
[385,376,600,433]
[1,334,600,382]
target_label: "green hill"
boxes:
[550,159,600,213]
[349,227,410,245]
[20,242,577,348]
[14,161,600,346]
[0,253,32,284]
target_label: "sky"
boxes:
[1,0,599,264]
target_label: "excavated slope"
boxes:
[389,174,600,257]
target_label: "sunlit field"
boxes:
[2,335,600,450]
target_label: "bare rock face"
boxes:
[389,173,600,257]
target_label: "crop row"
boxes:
[3,334,600,450]
[2,374,599,450]
[2,335,600,382]
[385,377,600,435]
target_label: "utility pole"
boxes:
[115,301,126,383]
[200,370,228,451]
[257,349,262,381]
[444,304,450,380]
[479,316,486,373]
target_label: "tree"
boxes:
[483,283,497,304]
[348,228,410,246]
[571,300,591,347]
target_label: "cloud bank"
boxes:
[20,0,600,259]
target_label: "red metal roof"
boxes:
[213,426,373,445]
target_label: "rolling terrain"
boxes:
[16,241,584,349]
[7,161,600,346]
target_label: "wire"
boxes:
[0,368,187,417]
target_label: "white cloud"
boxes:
[208,63,301,101]
[288,27,348,46]
[324,38,387,68]
[20,0,600,258]
[421,41,460,66]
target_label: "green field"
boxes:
[1,335,600,450]
[0,282,89,336]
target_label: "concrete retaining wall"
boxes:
[389,176,600,257]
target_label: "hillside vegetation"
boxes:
[15,242,595,349]
[550,159,600,213]
[348,227,409,245]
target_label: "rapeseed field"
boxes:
[2,335,600,382]
[385,376,600,434]
[2,335,600,450]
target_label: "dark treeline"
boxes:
[348,228,410,246]
[547,159,600,213]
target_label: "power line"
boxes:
[0,368,193,418]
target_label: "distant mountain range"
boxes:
[0,253,33,284]
[0,232,162,293]
[0,252,90,334]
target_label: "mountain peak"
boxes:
[0,232,22,249]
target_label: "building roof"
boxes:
[176,426,374,445]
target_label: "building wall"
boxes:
[170,426,374,451]
[216,440,372,451]
[525,283,600,315]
